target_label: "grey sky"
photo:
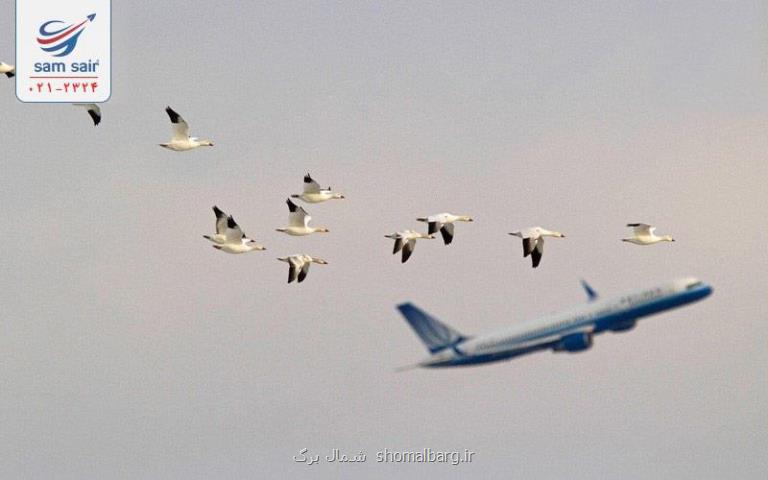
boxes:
[1,1,766,478]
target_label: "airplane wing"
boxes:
[505,325,596,355]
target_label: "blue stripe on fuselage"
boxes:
[593,284,712,333]
[426,342,556,367]
[430,284,712,367]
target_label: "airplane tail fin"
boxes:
[396,303,467,354]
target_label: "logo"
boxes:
[36,13,96,57]
[17,0,112,103]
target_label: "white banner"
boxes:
[16,0,111,103]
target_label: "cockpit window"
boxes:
[686,281,704,290]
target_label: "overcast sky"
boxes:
[1,1,766,478]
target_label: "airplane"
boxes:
[396,277,713,368]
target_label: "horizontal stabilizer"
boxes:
[394,362,424,372]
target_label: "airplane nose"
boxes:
[692,283,714,299]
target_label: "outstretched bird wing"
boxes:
[628,223,653,237]
[288,264,299,283]
[522,237,536,257]
[165,106,190,141]
[287,198,311,227]
[213,206,228,234]
[393,238,404,254]
[224,216,246,243]
[303,173,322,193]
[531,237,544,268]
[83,104,101,126]
[287,257,303,283]
[439,223,455,245]
[402,240,416,263]
[298,263,311,282]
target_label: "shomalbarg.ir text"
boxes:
[294,447,475,465]
[377,448,475,465]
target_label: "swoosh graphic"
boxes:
[40,30,86,57]
[38,20,71,36]
[37,19,88,45]
[36,14,95,57]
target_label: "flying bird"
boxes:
[159,106,214,151]
[277,254,329,283]
[622,223,675,245]
[0,62,14,78]
[416,212,473,245]
[74,103,101,126]
[210,216,266,254]
[509,227,566,268]
[290,173,345,203]
[276,198,330,236]
[385,230,435,263]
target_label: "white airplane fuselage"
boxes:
[399,278,713,368]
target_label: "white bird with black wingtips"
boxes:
[276,198,330,236]
[0,62,14,78]
[622,223,675,245]
[416,212,473,245]
[291,173,345,203]
[385,230,435,263]
[159,106,214,151]
[509,226,565,268]
[210,215,266,254]
[74,103,101,126]
[277,254,328,283]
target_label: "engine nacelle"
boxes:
[609,319,637,332]
[554,332,593,353]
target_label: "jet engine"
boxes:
[554,332,593,353]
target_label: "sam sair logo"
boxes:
[37,13,96,57]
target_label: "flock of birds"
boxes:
[2,63,677,282]
[199,175,339,283]
[199,165,675,280]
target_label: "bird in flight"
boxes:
[509,226,566,268]
[290,173,345,203]
[159,106,214,151]
[277,254,329,283]
[276,198,330,236]
[209,215,266,254]
[385,230,435,263]
[416,212,473,245]
[622,223,675,245]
